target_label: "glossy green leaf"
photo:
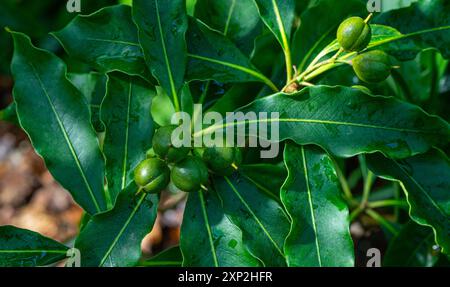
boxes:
[367,149,450,255]
[195,0,262,55]
[181,190,261,267]
[75,183,159,267]
[0,226,68,267]
[68,72,108,132]
[53,5,149,78]
[239,163,287,200]
[196,86,450,159]
[101,74,155,204]
[133,0,188,111]
[253,0,295,81]
[384,221,439,267]
[374,0,450,60]
[213,175,290,266]
[281,144,354,267]
[180,84,194,116]
[186,18,278,92]
[253,0,295,53]
[151,86,176,127]
[291,0,366,70]
[139,246,182,267]
[10,31,107,215]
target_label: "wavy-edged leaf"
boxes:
[384,221,439,267]
[101,74,154,204]
[133,0,187,111]
[374,0,450,60]
[367,149,450,255]
[291,0,366,70]
[75,183,158,267]
[139,246,182,267]
[10,31,107,215]
[195,0,262,55]
[0,226,68,267]
[53,5,149,78]
[196,86,450,159]
[281,144,354,266]
[213,174,290,266]
[180,190,261,267]
[186,18,277,92]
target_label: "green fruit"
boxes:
[152,125,190,163]
[171,156,209,193]
[203,146,242,176]
[353,50,392,83]
[337,17,371,52]
[134,158,170,194]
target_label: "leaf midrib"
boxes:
[154,0,180,111]
[98,193,147,266]
[393,161,447,220]
[198,191,219,267]
[187,53,278,92]
[223,0,237,36]
[301,146,322,266]
[224,176,284,257]
[193,117,444,138]
[29,64,102,213]
[121,81,133,190]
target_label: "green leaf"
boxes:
[68,72,108,132]
[239,163,287,200]
[100,74,155,205]
[180,84,194,116]
[133,0,188,111]
[194,0,262,55]
[253,0,295,80]
[53,5,149,78]
[0,226,68,267]
[374,0,450,60]
[367,149,450,255]
[195,86,450,159]
[281,144,354,266]
[384,221,439,267]
[139,246,182,267]
[75,183,159,267]
[181,190,261,267]
[151,86,176,127]
[186,18,278,92]
[0,102,19,125]
[10,31,107,215]
[253,0,294,52]
[291,0,366,71]
[213,175,290,266]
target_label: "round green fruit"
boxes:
[171,156,209,193]
[134,158,170,194]
[203,146,242,176]
[152,125,190,163]
[352,50,392,83]
[337,17,371,52]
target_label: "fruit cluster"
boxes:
[337,16,393,83]
[134,125,242,194]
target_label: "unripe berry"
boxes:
[134,158,170,194]
[337,17,372,52]
[352,50,392,83]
